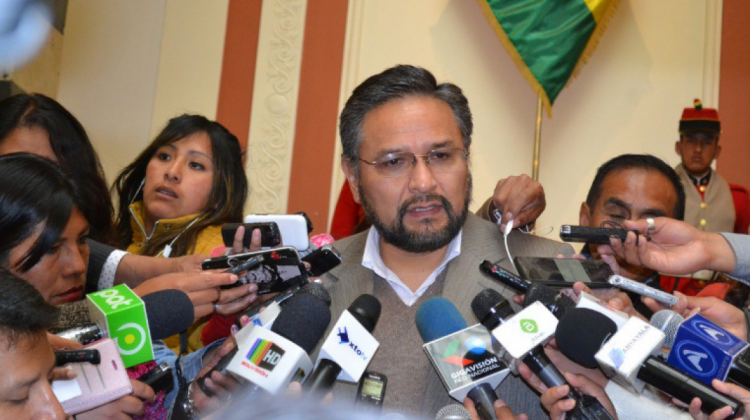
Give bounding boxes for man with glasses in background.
[320,65,571,418]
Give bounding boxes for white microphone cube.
[423,324,510,402]
[595,317,665,393]
[315,310,380,383]
[492,302,558,372]
[227,326,313,395]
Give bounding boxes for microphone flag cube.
[315,310,380,383]
[423,324,509,402]
[227,325,313,395]
[491,302,558,372]
[86,285,153,368]
[595,317,665,393]
[667,314,749,386]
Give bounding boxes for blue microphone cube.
[667,314,749,386]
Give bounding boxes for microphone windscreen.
[348,294,381,333]
[416,297,468,343]
[299,282,331,307]
[49,300,92,333]
[524,283,564,308]
[555,308,617,368]
[470,288,507,322]
[650,310,684,348]
[271,293,331,354]
[436,403,471,420]
[142,289,194,340]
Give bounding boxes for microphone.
[556,308,744,416]
[664,313,750,389]
[226,293,331,395]
[471,289,614,420]
[480,261,627,328]
[305,294,381,393]
[436,404,471,420]
[49,300,92,333]
[56,288,194,368]
[416,297,510,420]
[236,281,332,331]
[650,310,684,358]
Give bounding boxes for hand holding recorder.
[597,217,738,277]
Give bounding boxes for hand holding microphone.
[535,372,617,420]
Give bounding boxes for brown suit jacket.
[319,213,574,417]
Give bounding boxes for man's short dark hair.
[0,268,59,348]
[585,154,686,221]
[339,65,472,174]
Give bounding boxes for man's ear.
[714,143,722,160]
[579,202,591,226]
[341,160,362,204]
[675,140,682,156]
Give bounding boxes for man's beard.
[358,174,472,253]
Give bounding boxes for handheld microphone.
[480,260,627,328]
[665,313,750,389]
[650,310,684,358]
[471,289,614,420]
[198,285,333,396]
[305,294,381,393]
[556,308,744,416]
[49,300,92,334]
[55,288,194,368]
[416,297,510,420]
[235,281,331,329]
[226,293,331,395]
[436,404,471,420]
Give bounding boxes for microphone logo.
[337,327,368,360]
[245,338,285,372]
[520,319,538,334]
[338,327,349,344]
[695,321,733,345]
[684,350,708,372]
[674,341,717,377]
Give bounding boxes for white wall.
[334,0,720,241]
[150,0,230,137]
[57,0,228,186]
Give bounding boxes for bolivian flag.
[477,0,620,115]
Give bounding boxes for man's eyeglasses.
[357,147,468,178]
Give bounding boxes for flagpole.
[531,96,543,181]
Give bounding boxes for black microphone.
[556,308,744,416]
[479,260,576,319]
[304,294,381,394]
[471,289,614,420]
[235,281,332,329]
[56,289,194,343]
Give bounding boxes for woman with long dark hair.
[113,114,253,351]
[0,93,115,244]
[113,114,247,259]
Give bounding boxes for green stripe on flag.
[478,0,619,114]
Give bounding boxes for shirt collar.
[361,227,462,304]
[688,169,712,186]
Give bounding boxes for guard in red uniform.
[672,99,750,294]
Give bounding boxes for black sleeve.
[86,239,117,293]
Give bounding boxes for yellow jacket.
[126,201,223,257]
[126,201,224,353]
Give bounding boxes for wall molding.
[327,0,365,226]
[702,0,722,107]
[245,0,308,214]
